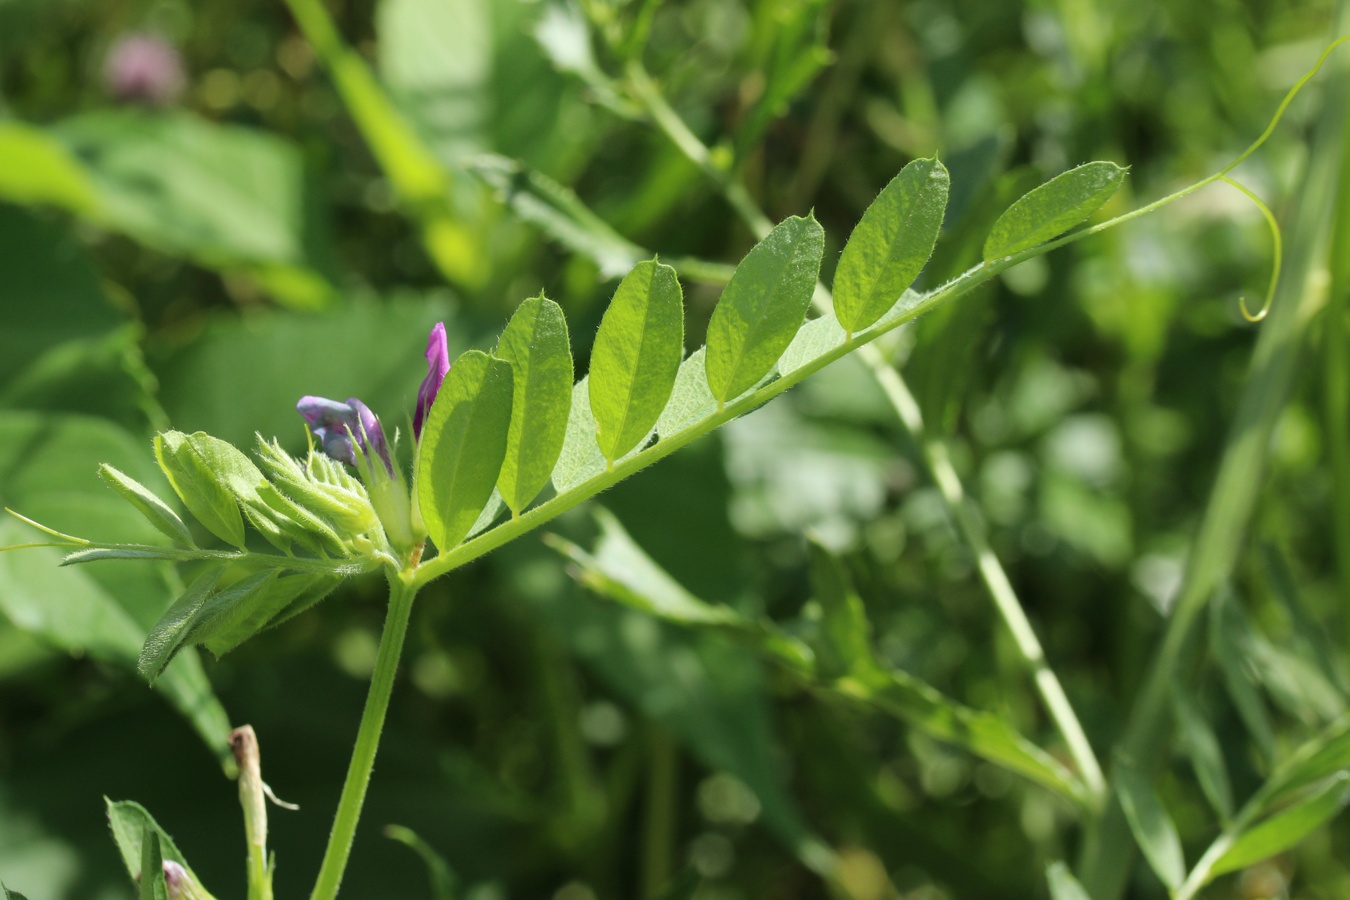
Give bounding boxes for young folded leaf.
[200,571,342,657]
[496,294,574,514]
[179,432,341,556]
[140,827,167,900]
[983,161,1127,261]
[706,214,824,404]
[589,259,684,462]
[417,350,515,550]
[98,464,196,548]
[154,432,246,548]
[137,567,246,681]
[1210,774,1350,878]
[106,799,197,884]
[834,157,949,334]
[1114,756,1186,890]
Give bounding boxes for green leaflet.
[833,157,949,334]
[0,121,100,215]
[1,885,31,900]
[417,350,515,550]
[1045,862,1091,900]
[384,825,457,900]
[136,567,240,680]
[496,295,574,514]
[654,348,717,439]
[1211,775,1350,878]
[983,161,1127,260]
[106,799,197,884]
[1114,757,1185,889]
[97,464,196,548]
[140,827,167,900]
[807,538,874,681]
[1259,714,1350,810]
[589,259,684,462]
[550,376,606,494]
[1172,688,1234,821]
[154,432,246,548]
[705,214,824,404]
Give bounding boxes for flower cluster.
[294,323,449,558]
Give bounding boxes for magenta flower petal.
[347,397,393,475]
[414,322,450,439]
[103,33,185,105]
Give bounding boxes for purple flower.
[103,33,185,105]
[297,396,392,474]
[414,323,450,439]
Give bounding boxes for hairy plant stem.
[622,60,1107,804]
[309,572,418,900]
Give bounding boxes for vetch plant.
[3,23,1350,900]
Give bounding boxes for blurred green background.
[0,0,1346,897]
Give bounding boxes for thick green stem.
[309,573,419,900]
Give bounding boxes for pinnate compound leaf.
[106,799,195,883]
[983,161,1127,261]
[496,295,574,514]
[706,215,824,404]
[155,432,246,548]
[418,350,515,549]
[589,259,684,462]
[834,157,949,333]
[97,465,196,548]
[1211,775,1350,878]
[140,827,167,900]
[1045,862,1091,900]
[1114,757,1185,889]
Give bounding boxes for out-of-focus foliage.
[1,0,1349,898]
